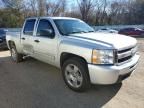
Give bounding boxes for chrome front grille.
[116,46,137,65]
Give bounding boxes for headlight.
[92,49,115,64]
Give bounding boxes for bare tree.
[46,0,66,16]
[100,0,108,24]
[94,0,108,25]
[2,0,24,10]
[94,0,104,25]
[108,0,137,25]
[77,0,95,22]
[38,0,46,16]
[28,0,38,16]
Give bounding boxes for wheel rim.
[11,48,17,61]
[65,64,83,88]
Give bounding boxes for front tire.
[10,44,23,63]
[62,57,90,92]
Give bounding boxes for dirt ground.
[0,38,144,108]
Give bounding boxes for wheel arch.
[60,52,91,92]
[60,52,88,68]
[8,40,15,49]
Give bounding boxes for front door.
[33,19,57,65]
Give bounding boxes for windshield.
[54,19,94,35]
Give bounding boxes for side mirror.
[39,29,54,38]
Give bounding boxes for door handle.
[21,37,25,40]
[34,40,40,43]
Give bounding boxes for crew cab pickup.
[6,17,140,92]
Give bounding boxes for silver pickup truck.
[6,17,140,92]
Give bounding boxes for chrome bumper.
[88,54,140,84]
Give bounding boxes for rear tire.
[62,57,90,92]
[10,44,23,63]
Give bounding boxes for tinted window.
[101,29,107,30]
[128,28,132,31]
[126,28,134,31]
[23,19,36,35]
[121,29,128,32]
[120,28,133,32]
[36,19,55,38]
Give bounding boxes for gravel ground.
[0,38,144,108]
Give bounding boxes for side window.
[23,19,36,35]
[36,19,55,38]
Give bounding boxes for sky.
[0,0,73,8]
[0,0,4,8]
[0,0,118,9]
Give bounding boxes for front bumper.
[88,54,140,84]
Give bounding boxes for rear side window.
[23,19,36,35]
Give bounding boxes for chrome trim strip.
[118,50,132,59]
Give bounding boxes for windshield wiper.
[68,31,87,35]
[64,31,94,36]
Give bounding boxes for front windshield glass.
[54,19,94,35]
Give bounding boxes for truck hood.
[68,32,137,50]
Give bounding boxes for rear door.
[21,19,37,55]
[33,19,58,64]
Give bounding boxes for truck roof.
[26,17,78,20]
